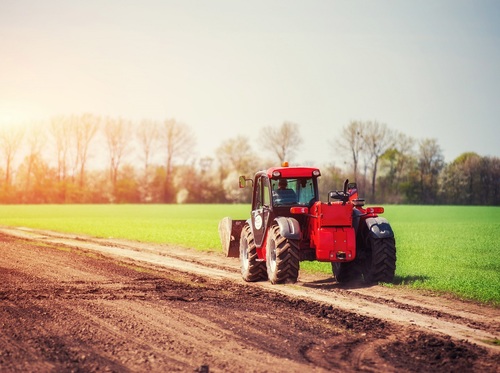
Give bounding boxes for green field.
[0,204,498,306]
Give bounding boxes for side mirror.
[328,190,349,205]
[347,182,357,190]
[239,176,247,188]
[329,191,343,200]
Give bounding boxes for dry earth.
[0,227,498,372]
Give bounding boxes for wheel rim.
[269,240,277,273]
[241,238,249,272]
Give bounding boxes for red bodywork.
[266,166,321,179]
[308,202,356,261]
[246,165,385,264]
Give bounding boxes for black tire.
[266,224,300,284]
[332,261,362,284]
[361,236,396,283]
[240,224,267,282]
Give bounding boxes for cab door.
[251,175,271,248]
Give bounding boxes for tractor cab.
[245,166,321,248]
[248,166,321,211]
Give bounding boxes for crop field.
[0,204,498,306]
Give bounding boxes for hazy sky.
[1,0,499,166]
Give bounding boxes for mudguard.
[274,216,301,240]
[364,217,394,239]
[352,209,362,232]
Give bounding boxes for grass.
[383,205,500,306]
[0,204,224,251]
[0,204,498,306]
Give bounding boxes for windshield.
[271,178,316,206]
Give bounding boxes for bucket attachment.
[218,217,244,257]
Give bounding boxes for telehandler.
[219,164,396,284]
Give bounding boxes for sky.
[1,0,499,167]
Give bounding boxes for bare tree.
[24,122,46,192]
[361,121,394,201]
[137,119,160,173]
[260,121,303,163]
[334,120,364,181]
[72,113,99,187]
[162,118,195,202]
[0,124,25,188]
[104,117,132,192]
[137,119,160,202]
[50,116,72,182]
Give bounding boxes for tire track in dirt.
[1,227,498,353]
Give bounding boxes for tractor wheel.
[361,236,396,284]
[331,261,361,284]
[240,224,267,282]
[266,224,300,284]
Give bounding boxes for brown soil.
[0,227,498,372]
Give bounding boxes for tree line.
[0,115,498,205]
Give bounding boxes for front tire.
[240,224,267,282]
[266,224,300,284]
[332,261,361,283]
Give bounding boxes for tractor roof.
[266,166,321,179]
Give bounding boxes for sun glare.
[0,108,41,128]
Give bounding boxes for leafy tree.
[416,138,445,204]
[479,156,500,205]
[173,163,224,203]
[317,164,345,199]
[216,136,260,203]
[1,112,499,205]
[216,136,259,176]
[441,153,500,205]
[17,153,57,203]
[378,132,416,203]
[440,152,479,204]
[115,164,140,203]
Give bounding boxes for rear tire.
[361,236,396,283]
[266,224,300,284]
[240,224,267,282]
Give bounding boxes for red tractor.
[219,164,396,284]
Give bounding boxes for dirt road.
[0,227,498,372]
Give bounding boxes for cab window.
[271,178,316,206]
[254,176,270,209]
